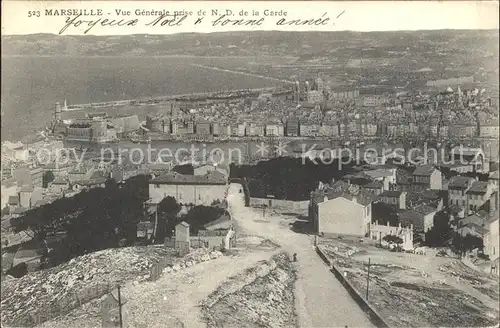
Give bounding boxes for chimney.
[352,196,357,204]
[387,221,390,227]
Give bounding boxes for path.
[227,183,375,328]
[121,248,277,328]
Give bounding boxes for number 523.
[28,10,41,17]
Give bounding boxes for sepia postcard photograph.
[1,1,499,327]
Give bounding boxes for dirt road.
[227,183,375,328]
[122,249,277,328]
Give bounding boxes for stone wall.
[249,197,309,211]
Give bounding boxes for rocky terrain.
[319,237,500,328]
[1,245,221,327]
[202,252,298,328]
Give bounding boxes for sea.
[2,56,498,162]
[1,56,285,141]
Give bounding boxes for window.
[462,200,466,206]
[155,184,160,188]
[179,193,182,200]
[198,194,201,200]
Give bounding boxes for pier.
[62,87,287,112]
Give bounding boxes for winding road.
[227,183,375,328]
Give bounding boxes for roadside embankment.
[318,237,499,327]
[202,252,298,328]
[316,245,390,328]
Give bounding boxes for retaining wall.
[315,246,390,328]
[249,198,309,211]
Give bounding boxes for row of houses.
[308,161,499,258]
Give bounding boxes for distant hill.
[2,30,498,58]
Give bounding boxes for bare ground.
[34,235,279,328]
[202,252,298,328]
[319,237,500,327]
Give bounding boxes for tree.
[424,209,452,246]
[42,170,55,188]
[452,232,484,258]
[10,174,151,267]
[382,235,403,244]
[158,196,180,217]
[372,202,399,226]
[156,196,181,241]
[463,234,484,252]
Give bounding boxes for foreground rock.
[202,252,298,328]
[0,246,217,327]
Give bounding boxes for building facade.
[149,171,227,205]
[412,165,442,190]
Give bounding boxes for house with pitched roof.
[49,178,70,193]
[406,189,444,212]
[399,204,436,236]
[484,210,499,261]
[466,180,495,214]
[378,190,407,210]
[309,181,374,237]
[457,210,499,260]
[193,163,229,180]
[449,147,488,173]
[149,171,227,205]
[448,176,476,208]
[363,181,384,195]
[7,195,19,213]
[1,178,18,209]
[412,165,442,190]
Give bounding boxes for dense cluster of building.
[307,157,499,262]
[138,78,499,142]
[51,102,140,143]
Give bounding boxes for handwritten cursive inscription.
[145,13,188,27]
[211,14,264,27]
[57,10,346,35]
[276,11,344,26]
[59,14,138,34]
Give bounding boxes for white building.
[450,146,489,173]
[2,141,29,162]
[370,221,414,250]
[149,171,227,205]
[310,181,374,237]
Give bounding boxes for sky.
[1,1,499,36]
